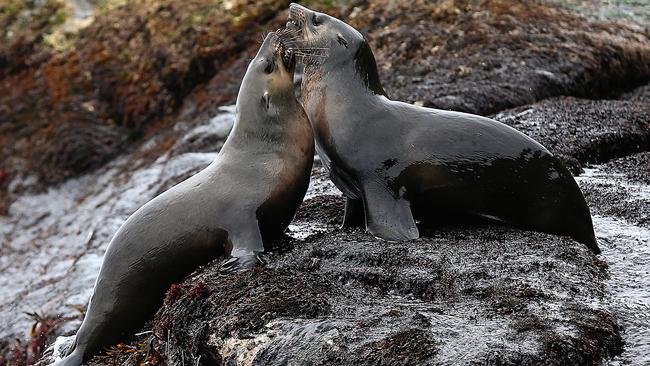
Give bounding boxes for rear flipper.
[362,180,419,241]
[506,208,600,254]
[508,188,600,254]
[578,232,600,254]
[51,290,135,366]
[547,191,599,254]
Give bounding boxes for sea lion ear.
[262,92,270,110]
[337,34,349,48]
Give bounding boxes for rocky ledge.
[152,168,620,366]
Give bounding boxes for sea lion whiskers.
[278,39,328,53]
[275,28,302,46]
[258,31,269,44]
[293,51,327,58]
[294,47,329,51]
[300,33,329,66]
[293,51,327,66]
[276,28,329,66]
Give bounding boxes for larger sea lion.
[281,4,599,253]
[54,32,313,366]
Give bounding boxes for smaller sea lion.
[281,3,599,253]
[54,32,313,366]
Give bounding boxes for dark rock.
[601,152,650,185]
[579,152,650,226]
[32,121,127,185]
[350,1,650,116]
[494,97,650,174]
[151,169,622,366]
[621,82,650,102]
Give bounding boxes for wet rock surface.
[575,154,650,364]
[152,170,621,365]
[579,153,650,226]
[494,97,650,174]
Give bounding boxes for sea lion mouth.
[286,19,301,31]
[280,43,295,70]
[275,30,296,71]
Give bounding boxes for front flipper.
[220,253,266,273]
[52,349,83,366]
[362,180,419,241]
[225,219,266,272]
[342,198,364,228]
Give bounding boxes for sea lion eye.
[337,34,349,48]
[312,13,322,26]
[264,59,274,74]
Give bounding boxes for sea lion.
[281,4,599,253]
[54,32,313,366]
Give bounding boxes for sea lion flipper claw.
[220,254,266,273]
[238,253,266,269]
[362,182,419,242]
[220,257,240,273]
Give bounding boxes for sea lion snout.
[257,33,279,71]
[283,4,363,69]
[257,32,295,76]
[287,3,308,29]
[245,32,295,103]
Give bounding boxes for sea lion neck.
[223,95,304,153]
[301,63,387,142]
[302,40,387,99]
[303,44,388,116]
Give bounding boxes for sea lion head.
[283,3,385,95]
[238,31,297,116]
